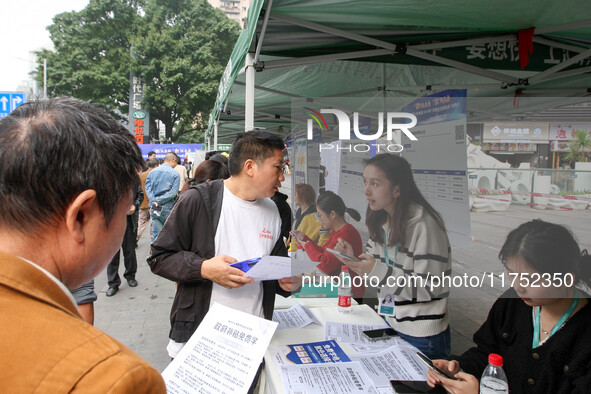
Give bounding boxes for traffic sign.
[0,92,27,119]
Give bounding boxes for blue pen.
[230,257,261,273]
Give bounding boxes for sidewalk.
[94,177,591,371]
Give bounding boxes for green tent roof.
[207,0,591,143]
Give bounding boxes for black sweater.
[457,288,591,394]
[148,180,290,342]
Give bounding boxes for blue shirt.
[145,163,180,207]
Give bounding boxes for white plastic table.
[262,299,387,393]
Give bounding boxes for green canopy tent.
[206,0,591,146]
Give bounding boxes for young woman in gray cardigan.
[334,153,451,358]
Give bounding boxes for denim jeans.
[150,204,172,241]
[397,326,451,359]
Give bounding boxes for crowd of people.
[1,97,590,393]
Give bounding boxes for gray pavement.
[94,174,591,372]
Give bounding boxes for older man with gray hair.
[0,97,165,392]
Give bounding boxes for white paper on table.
[245,256,318,281]
[374,386,396,394]
[349,346,430,386]
[279,362,376,394]
[161,302,277,394]
[324,322,390,344]
[272,304,321,330]
[348,336,408,354]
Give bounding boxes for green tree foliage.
[563,130,591,164]
[133,0,240,142]
[36,0,141,116]
[36,0,240,143]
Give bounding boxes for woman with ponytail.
[428,219,591,394]
[293,191,365,300]
[334,153,451,358]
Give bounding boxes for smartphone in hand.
[289,231,304,243]
[416,352,459,380]
[326,248,361,262]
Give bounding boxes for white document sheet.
[324,322,390,344]
[348,337,408,354]
[280,362,376,394]
[245,256,318,281]
[349,347,430,386]
[161,302,277,394]
[272,304,321,330]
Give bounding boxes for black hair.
[228,131,284,176]
[193,160,230,184]
[148,151,156,157]
[0,97,144,233]
[205,150,219,160]
[209,153,228,167]
[499,219,591,290]
[316,191,360,222]
[365,153,444,247]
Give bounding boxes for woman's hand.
[426,360,478,394]
[334,238,376,276]
[292,230,311,244]
[426,360,460,387]
[278,275,302,292]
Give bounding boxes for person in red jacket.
[293,191,365,300]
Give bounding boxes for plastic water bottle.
[338,266,352,313]
[480,354,509,394]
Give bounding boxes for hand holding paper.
[202,254,254,289]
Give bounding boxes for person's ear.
[64,190,99,243]
[393,185,401,198]
[243,158,256,176]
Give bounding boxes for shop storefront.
[482,123,550,167]
[549,124,591,168]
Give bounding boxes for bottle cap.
[488,353,503,367]
[341,266,349,271]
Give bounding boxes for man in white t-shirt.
[148,131,300,367]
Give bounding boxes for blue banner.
[139,144,203,160]
[404,89,467,125]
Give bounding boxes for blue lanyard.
[532,291,579,348]
[383,229,399,268]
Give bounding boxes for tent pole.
[270,13,519,85]
[214,122,219,151]
[528,48,591,84]
[254,0,274,63]
[263,49,393,69]
[536,19,591,34]
[245,53,255,132]
[532,37,590,54]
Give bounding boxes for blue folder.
[230,257,261,273]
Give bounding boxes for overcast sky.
[0,0,89,93]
